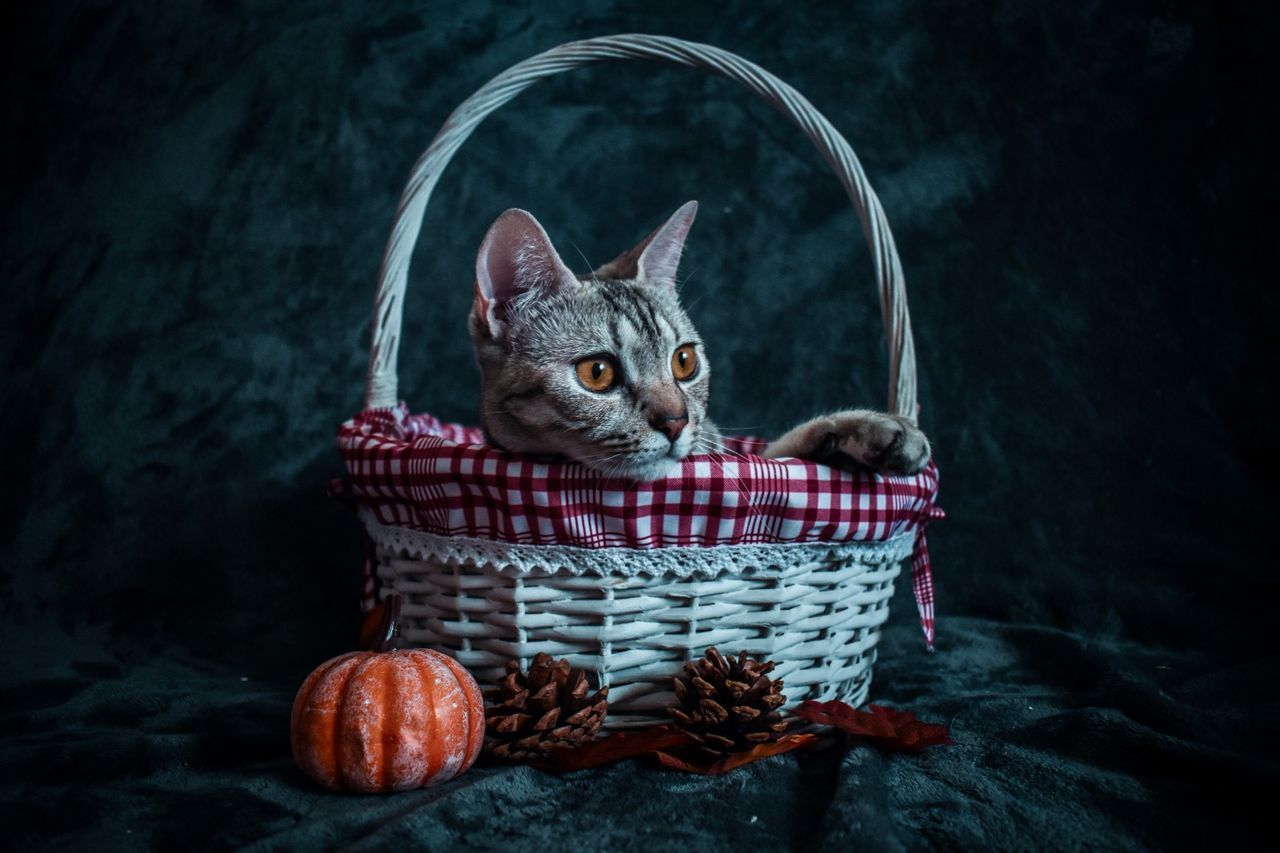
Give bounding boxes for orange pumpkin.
[291,594,484,793]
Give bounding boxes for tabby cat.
[469,202,930,481]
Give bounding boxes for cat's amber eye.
[575,357,618,392]
[671,345,699,381]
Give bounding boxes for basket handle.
[365,34,918,420]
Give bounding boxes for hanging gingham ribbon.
[910,506,947,651]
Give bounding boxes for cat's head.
[468,201,711,480]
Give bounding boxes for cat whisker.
[706,445,753,504]
[679,291,708,313]
[598,456,637,484]
[567,240,599,283]
[676,263,703,293]
[576,450,631,465]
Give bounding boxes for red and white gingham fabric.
[336,404,944,647]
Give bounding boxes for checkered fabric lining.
[336,404,944,647]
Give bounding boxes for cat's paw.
[823,411,931,475]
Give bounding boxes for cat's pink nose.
[653,415,688,442]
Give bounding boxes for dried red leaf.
[536,725,695,771]
[533,726,818,775]
[796,700,953,753]
[653,733,818,776]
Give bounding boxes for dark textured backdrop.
[3,2,1277,850]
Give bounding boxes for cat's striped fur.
[469,202,929,481]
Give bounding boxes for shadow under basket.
[340,34,944,728]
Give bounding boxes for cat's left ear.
[474,208,577,338]
[593,201,697,287]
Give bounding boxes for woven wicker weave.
[352,34,931,728]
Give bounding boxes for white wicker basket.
[352,34,934,728]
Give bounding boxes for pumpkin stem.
[377,592,403,652]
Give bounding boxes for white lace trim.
[360,510,917,578]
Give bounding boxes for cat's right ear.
[592,200,698,287]
[474,209,576,338]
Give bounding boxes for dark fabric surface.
[2,1,1276,850]
[4,617,1276,851]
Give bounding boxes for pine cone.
[483,652,609,762]
[668,647,788,757]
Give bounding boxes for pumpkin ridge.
[438,653,483,768]
[431,650,471,784]
[340,653,383,791]
[429,653,468,784]
[291,652,359,771]
[329,655,360,790]
[416,652,441,785]
[307,653,367,790]
[454,662,474,772]
[379,654,397,792]
[401,652,428,788]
